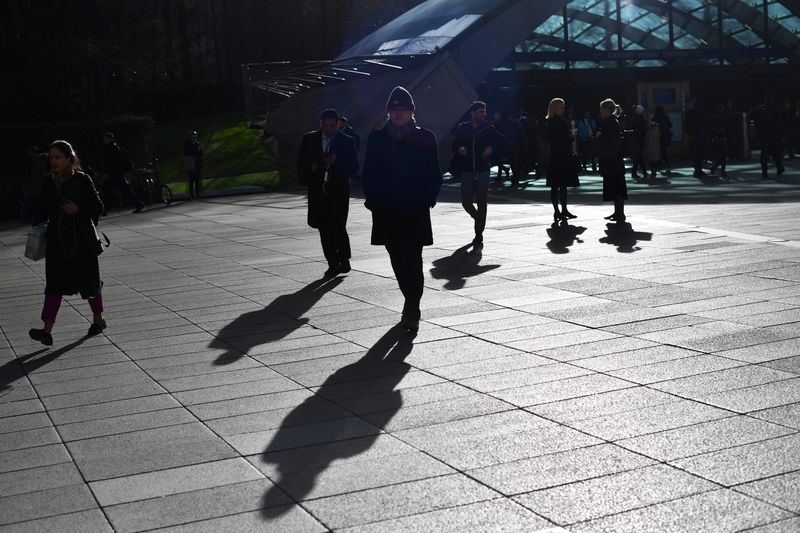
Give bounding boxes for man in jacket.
[297,109,359,277]
[101,132,144,213]
[450,101,506,246]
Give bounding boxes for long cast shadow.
[600,222,653,253]
[546,221,587,254]
[0,338,87,398]
[260,325,415,517]
[429,244,500,290]
[210,277,343,365]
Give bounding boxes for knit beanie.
[386,86,415,111]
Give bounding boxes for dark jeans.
[386,242,423,319]
[690,137,708,174]
[188,170,201,197]
[760,142,784,176]
[319,223,351,267]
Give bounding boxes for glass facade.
[499,0,800,70]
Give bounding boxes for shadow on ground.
[0,338,87,398]
[210,277,343,365]
[546,221,587,254]
[429,243,501,290]
[260,325,416,517]
[599,222,653,253]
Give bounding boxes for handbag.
[24,223,47,261]
[86,219,110,256]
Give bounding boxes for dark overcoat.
[35,171,105,298]
[596,116,627,201]
[546,116,579,188]
[297,130,359,229]
[362,124,442,246]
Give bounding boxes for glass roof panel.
[721,16,765,47]
[539,14,565,36]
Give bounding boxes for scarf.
[387,119,417,144]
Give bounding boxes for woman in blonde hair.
[595,98,627,221]
[29,140,106,345]
[545,97,579,221]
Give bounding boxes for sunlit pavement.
[1,156,799,532]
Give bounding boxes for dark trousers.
[578,139,595,171]
[386,242,423,319]
[188,170,201,197]
[690,136,707,174]
[760,142,784,176]
[113,175,143,208]
[319,223,351,267]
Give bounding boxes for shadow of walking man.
[1,338,86,399]
[546,220,587,254]
[429,244,500,290]
[210,277,343,365]
[260,325,416,518]
[600,222,653,253]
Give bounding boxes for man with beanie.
[361,86,442,332]
[449,101,506,246]
[297,108,360,277]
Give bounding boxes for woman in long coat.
[29,140,106,345]
[361,86,442,332]
[545,97,579,221]
[595,98,628,222]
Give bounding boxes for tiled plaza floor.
[1,158,799,532]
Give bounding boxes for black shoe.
[323,265,339,278]
[133,205,144,213]
[777,166,785,177]
[562,211,577,219]
[615,214,627,222]
[29,328,53,346]
[339,260,351,273]
[87,320,107,337]
[604,213,617,220]
[554,212,563,222]
[400,316,419,332]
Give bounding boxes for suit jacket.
[297,130,359,228]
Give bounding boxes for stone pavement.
[1,158,799,532]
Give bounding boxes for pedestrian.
[751,93,786,178]
[652,106,672,171]
[709,128,728,178]
[577,111,597,172]
[629,104,648,180]
[450,101,505,245]
[101,132,144,212]
[337,115,361,151]
[545,98,579,221]
[644,121,662,180]
[595,98,627,222]
[297,108,359,277]
[685,100,711,178]
[361,86,442,332]
[183,131,204,198]
[28,140,107,346]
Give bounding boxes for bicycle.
[131,160,173,207]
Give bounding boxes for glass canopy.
[500,0,800,70]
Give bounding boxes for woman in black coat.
[545,97,579,221]
[595,98,627,222]
[361,86,443,332]
[29,140,106,346]
[652,105,672,170]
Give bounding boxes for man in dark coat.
[751,93,786,178]
[297,108,359,277]
[362,86,442,332]
[450,101,506,245]
[101,132,144,213]
[685,101,711,178]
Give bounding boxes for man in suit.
[297,109,359,277]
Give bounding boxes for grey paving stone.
[651,365,797,398]
[474,321,586,344]
[745,517,800,533]
[226,415,381,455]
[0,412,51,434]
[601,314,714,336]
[253,341,364,366]
[28,361,140,384]
[751,403,800,430]
[425,352,552,381]
[508,328,621,353]
[313,370,444,401]
[0,509,112,533]
[145,507,325,533]
[0,400,43,419]
[58,408,197,441]
[187,389,314,421]
[334,381,478,415]
[536,336,661,362]
[516,464,717,526]
[670,433,800,486]
[0,484,97,526]
[0,427,61,452]
[460,363,592,393]
[339,498,553,533]
[528,386,677,424]
[0,462,84,498]
[67,422,236,481]
[363,393,513,432]
[469,443,655,496]
[568,399,732,441]
[48,394,181,425]
[40,381,167,410]
[762,355,800,375]
[104,479,288,533]
[572,344,704,373]
[90,457,264,506]
[736,470,800,513]
[159,366,280,393]
[34,370,153,397]
[492,374,635,408]
[171,376,302,405]
[0,444,71,474]
[571,489,791,533]
[608,354,745,384]
[616,415,795,461]
[696,378,800,413]
[204,398,349,436]
[303,474,499,530]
